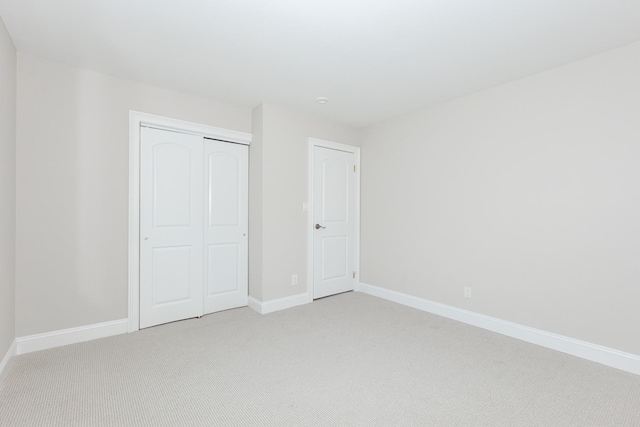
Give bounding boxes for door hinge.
[352,271,356,279]
[353,165,356,172]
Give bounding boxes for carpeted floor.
[1,292,639,426]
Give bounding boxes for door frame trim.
[128,111,251,332]
[307,138,361,303]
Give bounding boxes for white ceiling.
[2,0,640,127]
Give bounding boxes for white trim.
[128,111,252,332]
[132,111,252,145]
[307,138,361,303]
[308,137,357,154]
[247,296,262,314]
[307,140,313,303]
[358,282,640,375]
[248,293,309,315]
[0,340,17,381]
[16,319,128,355]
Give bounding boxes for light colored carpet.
[1,292,639,426]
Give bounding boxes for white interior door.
[203,140,248,314]
[313,146,357,299]
[140,127,204,328]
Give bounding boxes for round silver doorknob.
[315,224,326,229]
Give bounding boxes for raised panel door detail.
[321,236,348,280]
[208,152,239,227]
[207,243,239,295]
[322,159,348,222]
[152,246,192,305]
[153,144,192,228]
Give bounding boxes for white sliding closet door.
[203,140,248,314]
[139,128,248,329]
[140,127,204,328]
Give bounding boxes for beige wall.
[360,42,640,355]
[0,17,16,357]
[249,104,264,300]
[16,53,251,336]
[253,104,360,301]
[16,31,638,359]
[14,53,359,335]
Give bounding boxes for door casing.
[307,138,361,303]
[128,111,251,332]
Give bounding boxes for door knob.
[315,224,326,230]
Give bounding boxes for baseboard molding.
[248,293,309,315]
[247,296,262,314]
[0,339,17,381]
[16,319,129,355]
[358,282,640,375]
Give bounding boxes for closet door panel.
[208,153,240,226]
[203,140,248,314]
[139,127,204,328]
[207,243,239,295]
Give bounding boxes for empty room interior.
[1,1,640,425]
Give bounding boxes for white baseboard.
[358,282,640,375]
[248,293,309,315]
[247,296,262,313]
[16,319,129,355]
[0,339,17,381]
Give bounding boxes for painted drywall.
[253,104,360,301]
[0,17,16,358]
[249,104,264,301]
[360,42,640,355]
[15,53,251,336]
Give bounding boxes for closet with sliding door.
[138,126,248,328]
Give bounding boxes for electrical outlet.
[292,274,298,285]
[464,287,472,298]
